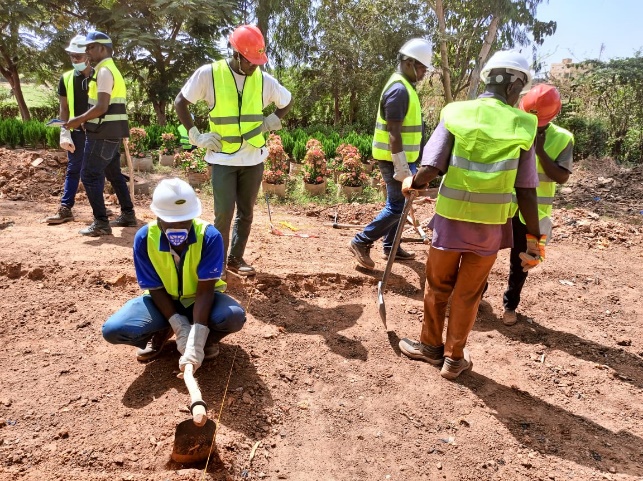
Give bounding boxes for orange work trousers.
[420,246,497,359]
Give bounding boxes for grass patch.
[0,81,53,108]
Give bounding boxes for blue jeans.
[60,130,86,208]
[354,160,418,249]
[80,138,134,222]
[102,293,246,349]
[211,163,264,259]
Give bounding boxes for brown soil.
[1,148,643,481]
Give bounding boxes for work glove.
[188,126,222,152]
[401,175,415,196]
[179,323,210,372]
[261,113,282,133]
[519,234,547,272]
[60,128,75,153]
[392,151,412,181]
[168,313,191,355]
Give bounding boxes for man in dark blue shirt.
[102,178,246,368]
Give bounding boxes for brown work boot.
[46,205,74,225]
[382,246,416,260]
[349,240,375,270]
[136,328,173,362]
[502,309,518,326]
[440,349,473,380]
[227,256,255,276]
[399,338,444,365]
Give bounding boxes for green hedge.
[558,115,609,160]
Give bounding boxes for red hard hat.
[519,84,562,127]
[229,25,268,66]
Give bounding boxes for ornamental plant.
[129,127,148,158]
[174,148,209,173]
[263,133,289,185]
[302,138,328,185]
[336,143,369,187]
[159,132,177,156]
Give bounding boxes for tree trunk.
[434,0,453,104]
[152,99,167,126]
[333,87,341,125]
[0,61,30,121]
[467,15,501,100]
[349,89,358,124]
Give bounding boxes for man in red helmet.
[175,25,293,277]
[501,84,574,326]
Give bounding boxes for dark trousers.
[60,130,86,208]
[503,215,529,311]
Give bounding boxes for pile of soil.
[0,148,70,202]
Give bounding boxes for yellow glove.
[519,234,546,272]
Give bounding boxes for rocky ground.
[1,148,642,481]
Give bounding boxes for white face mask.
[72,61,88,72]
[165,228,189,247]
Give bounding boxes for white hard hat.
[399,38,433,67]
[150,178,202,223]
[480,50,533,93]
[65,35,87,54]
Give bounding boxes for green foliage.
[46,126,60,149]
[22,120,46,148]
[0,118,24,148]
[0,104,20,118]
[557,115,609,160]
[292,141,307,163]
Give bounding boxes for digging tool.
[122,139,135,199]
[378,190,418,329]
[171,364,216,464]
[323,222,367,229]
[265,194,319,238]
[406,211,428,243]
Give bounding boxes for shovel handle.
[183,364,207,427]
[122,139,135,199]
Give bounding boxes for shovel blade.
[377,281,387,328]
[171,418,217,464]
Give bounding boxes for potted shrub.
[302,139,328,196]
[290,140,306,176]
[129,127,153,171]
[175,148,210,187]
[262,133,289,198]
[158,132,177,166]
[336,144,368,200]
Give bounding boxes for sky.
[535,0,642,69]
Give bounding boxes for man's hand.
[63,118,83,131]
[401,175,415,196]
[168,313,191,355]
[188,126,222,152]
[391,152,412,181]
[519,234,547,272]
[261,113,282,133]
[179,324,210,372]
[535,130,547,157]
[60,129,75,153]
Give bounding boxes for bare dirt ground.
[1,148,643,481]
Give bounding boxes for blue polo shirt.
[133,221,224,291]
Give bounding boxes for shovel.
[122,139,135,199]
[377,190,418,329]
[171,364,217,464]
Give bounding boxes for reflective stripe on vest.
[517,123,574,224]
[435,97,537,224]
[86,58,129,139]
[147,219,227,307]
[372,74,423,162]
[209,59,265,154]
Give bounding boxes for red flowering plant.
[174,148,208,173]
[263,134,289,185]
[159,132,177,156]
[129,127,148,158]
[337,143,369,187]
[302,138,328,185]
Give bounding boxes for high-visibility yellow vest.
[435,97,537,224]
[209,59,265,154]
[86,58,129,139]
[516,123,574,224]
[147,219,227,307]
[178,124,191,150]
[62,70,77,120]
[372,73,422,162]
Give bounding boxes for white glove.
[179,323,210,372]
[168,313,191,355]
[188,126,222,152]
[60,128,75,153]
[392,151,412,181]
[261,113,282,133]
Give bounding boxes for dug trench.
[1,149,643,480]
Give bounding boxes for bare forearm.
[149,289,178,321]
[274,99,293,119]
[193,281,215,327]
[515,187,541,237]
[538,153,570,184]
[412,165,440,188]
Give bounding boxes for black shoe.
[46,205,73,225]
[227,256,256,276]
[110,211,137,227]
[382,246,416,260]
[79,220,112,236]
[349,240,375,270]
[136,328,173,362]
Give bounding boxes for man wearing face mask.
[63,31,136,237]
[397,51,545,380]
[349,38,432,269]
[175,24,292,277]
[102,178,246,367]
[45,35,93,225]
